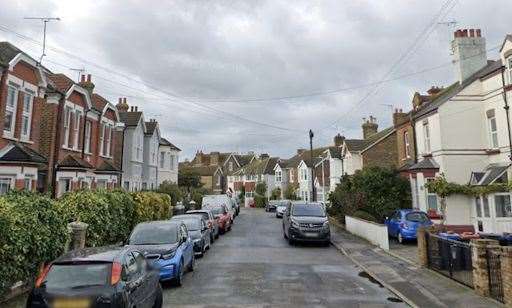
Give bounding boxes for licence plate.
[53,298,90,308]
[304,232,318,238]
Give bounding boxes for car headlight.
[193,238,202,243]
[291,219,300,228]
[161,250,176,260]
[323,221,330,229]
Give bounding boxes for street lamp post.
[309,129,316,202]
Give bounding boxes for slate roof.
[233,156,280,175]
[58,155,94,169]
[282,147,333,169]
[0,41,21,67]
[413,60,503,120]
[343,126,395,154]
[145,121,157,135]
[474,164,510,186]
[119,111,143,127]
[235,154,254,166]
[344,139,366,152]
[181,165,220,176]
[408,157,440,170]
[0,143,47,164]
[159,137,181,151]
[96,160,121,173]
[327,147,342,159]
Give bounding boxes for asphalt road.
[163,208,408,308]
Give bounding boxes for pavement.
[388,238,418,264]
[163,208,408,307]
[329,223,502,308]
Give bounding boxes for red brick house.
[45,73,123,196]
[0,42,49,193]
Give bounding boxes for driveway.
[163,208,407,307]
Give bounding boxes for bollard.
[67,221,88,251]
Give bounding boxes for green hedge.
[0,189,172,297]
[0,191,68,297]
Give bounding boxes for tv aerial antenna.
[23,17,61,64]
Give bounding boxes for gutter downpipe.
[501,67,512,161]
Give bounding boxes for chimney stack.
[116,97,129,112]
[362,116,378,139]
[393,109,408,127]
[452,28,487,83]
[333,133,345,147]
[297,149,306,155]
[79,74,95,95]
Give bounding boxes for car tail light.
[35,263,51,288]
[208,221,212,228]
[111,262,122,285]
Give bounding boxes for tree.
[328,167,411,223]
[270,187,281,200]
[158,181,182,207]
[254,182,267,208]
[284,183,299,200]
[238,186,245,204]
[178,169,202,191]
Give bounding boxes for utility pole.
[23,17,61,64]
[309,129,316,202]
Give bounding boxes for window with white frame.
[4,86,18,135]
[20,92,33,139]
[404,131,411,158]
[106,125,113,156]
[0,177,12,194]
[486,109,499,148]
[99,123,105,155]
[475,195,491,218]
[300,168,308,181]
[24,178,32,190]
[228,161,233,172]
[495,194,512,217]
[63,106,72,147]
[84,121,91,153]
[482,196,490,217]
[423,121,431,153]
[290,169,294,182]
[475,197,482,217]
[58,178,71,196]
[72,111,81,149]
[170,154,175,170]
[97,179,107,189]
[160,152,165,168]
[135,133,143,161]
[508,57,512,84]
[426,178,438,211]
[276,170,282,182]
[245,191,254,198]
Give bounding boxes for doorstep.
[329,222,502,308]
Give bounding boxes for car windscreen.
[292,205,325,217]
[188,212,209,220]
[205,206,224,215]
[44,263,110,289]
[129,224,178,245]
[178,218,201,231]
[405,212,429,223]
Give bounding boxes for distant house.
[158,137,181,185]
[117,101,145,191]
[224,152,256,194]
[143,119,160,190]
[229,154,279,206]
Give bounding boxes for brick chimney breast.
[393,109,409,127]
[452,28,487,83]
[79,74,95,95]
[362,116,378,139]
[333,133,345,147]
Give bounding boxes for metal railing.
[426,233,474,288]
[486,248,504,303]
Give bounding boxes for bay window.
[426,178,438,212]
[4,86,17,136]
[73,111,81,149]
[423,121,431,154]
[486,109,498,148]
[0,177,12,194]
[84,121,91,153]
[276,170,282,182]
[63,106,72,148]
[99,123,105,155]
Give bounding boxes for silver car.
[275,200,291,218]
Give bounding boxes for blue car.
[128,220,194,286]
[385,209,433,244]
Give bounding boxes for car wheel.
[210,232,215,244]
[188,254,195,272]
[175,259,184,287]
[398,232,404,244]
[288,237,294,245]
[215,230,220,239]
[152,283,163,308]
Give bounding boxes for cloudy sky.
[1,0,510,159]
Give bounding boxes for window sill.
[62,146,81,153]
[485,148,500,154]
[100,155,113,159]
[2,134,17,141]
[19,138,34,144]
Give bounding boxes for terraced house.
[0,41,180,196]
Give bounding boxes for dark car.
[27,246,162,308]
[385,209,433,244]
[172,214,211,257]
[265,200,279,212]
[203,204,232,234]
[128,220,195,285]
[186,209,220,242]
[282,202,330,245]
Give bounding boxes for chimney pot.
[123,97,127,104]
[130,106,134,112]
[81,74,86,83]
[462,29,468,37]
[87,74,91,82]
[469,29,475,37]
[118,98,122,104]
[476,29,481,37]
[135,106,138,111]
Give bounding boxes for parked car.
[186,209,220,242]
[27,246,162,308]
[282,202,330,245]
[204,204,232,234]
[385,209,433,244]
[266,200,278,212]
[128,220,194,285]
[232,196,241,216]
[272,200,291,217]
[202,194,236,220]
[172,214,211,257]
